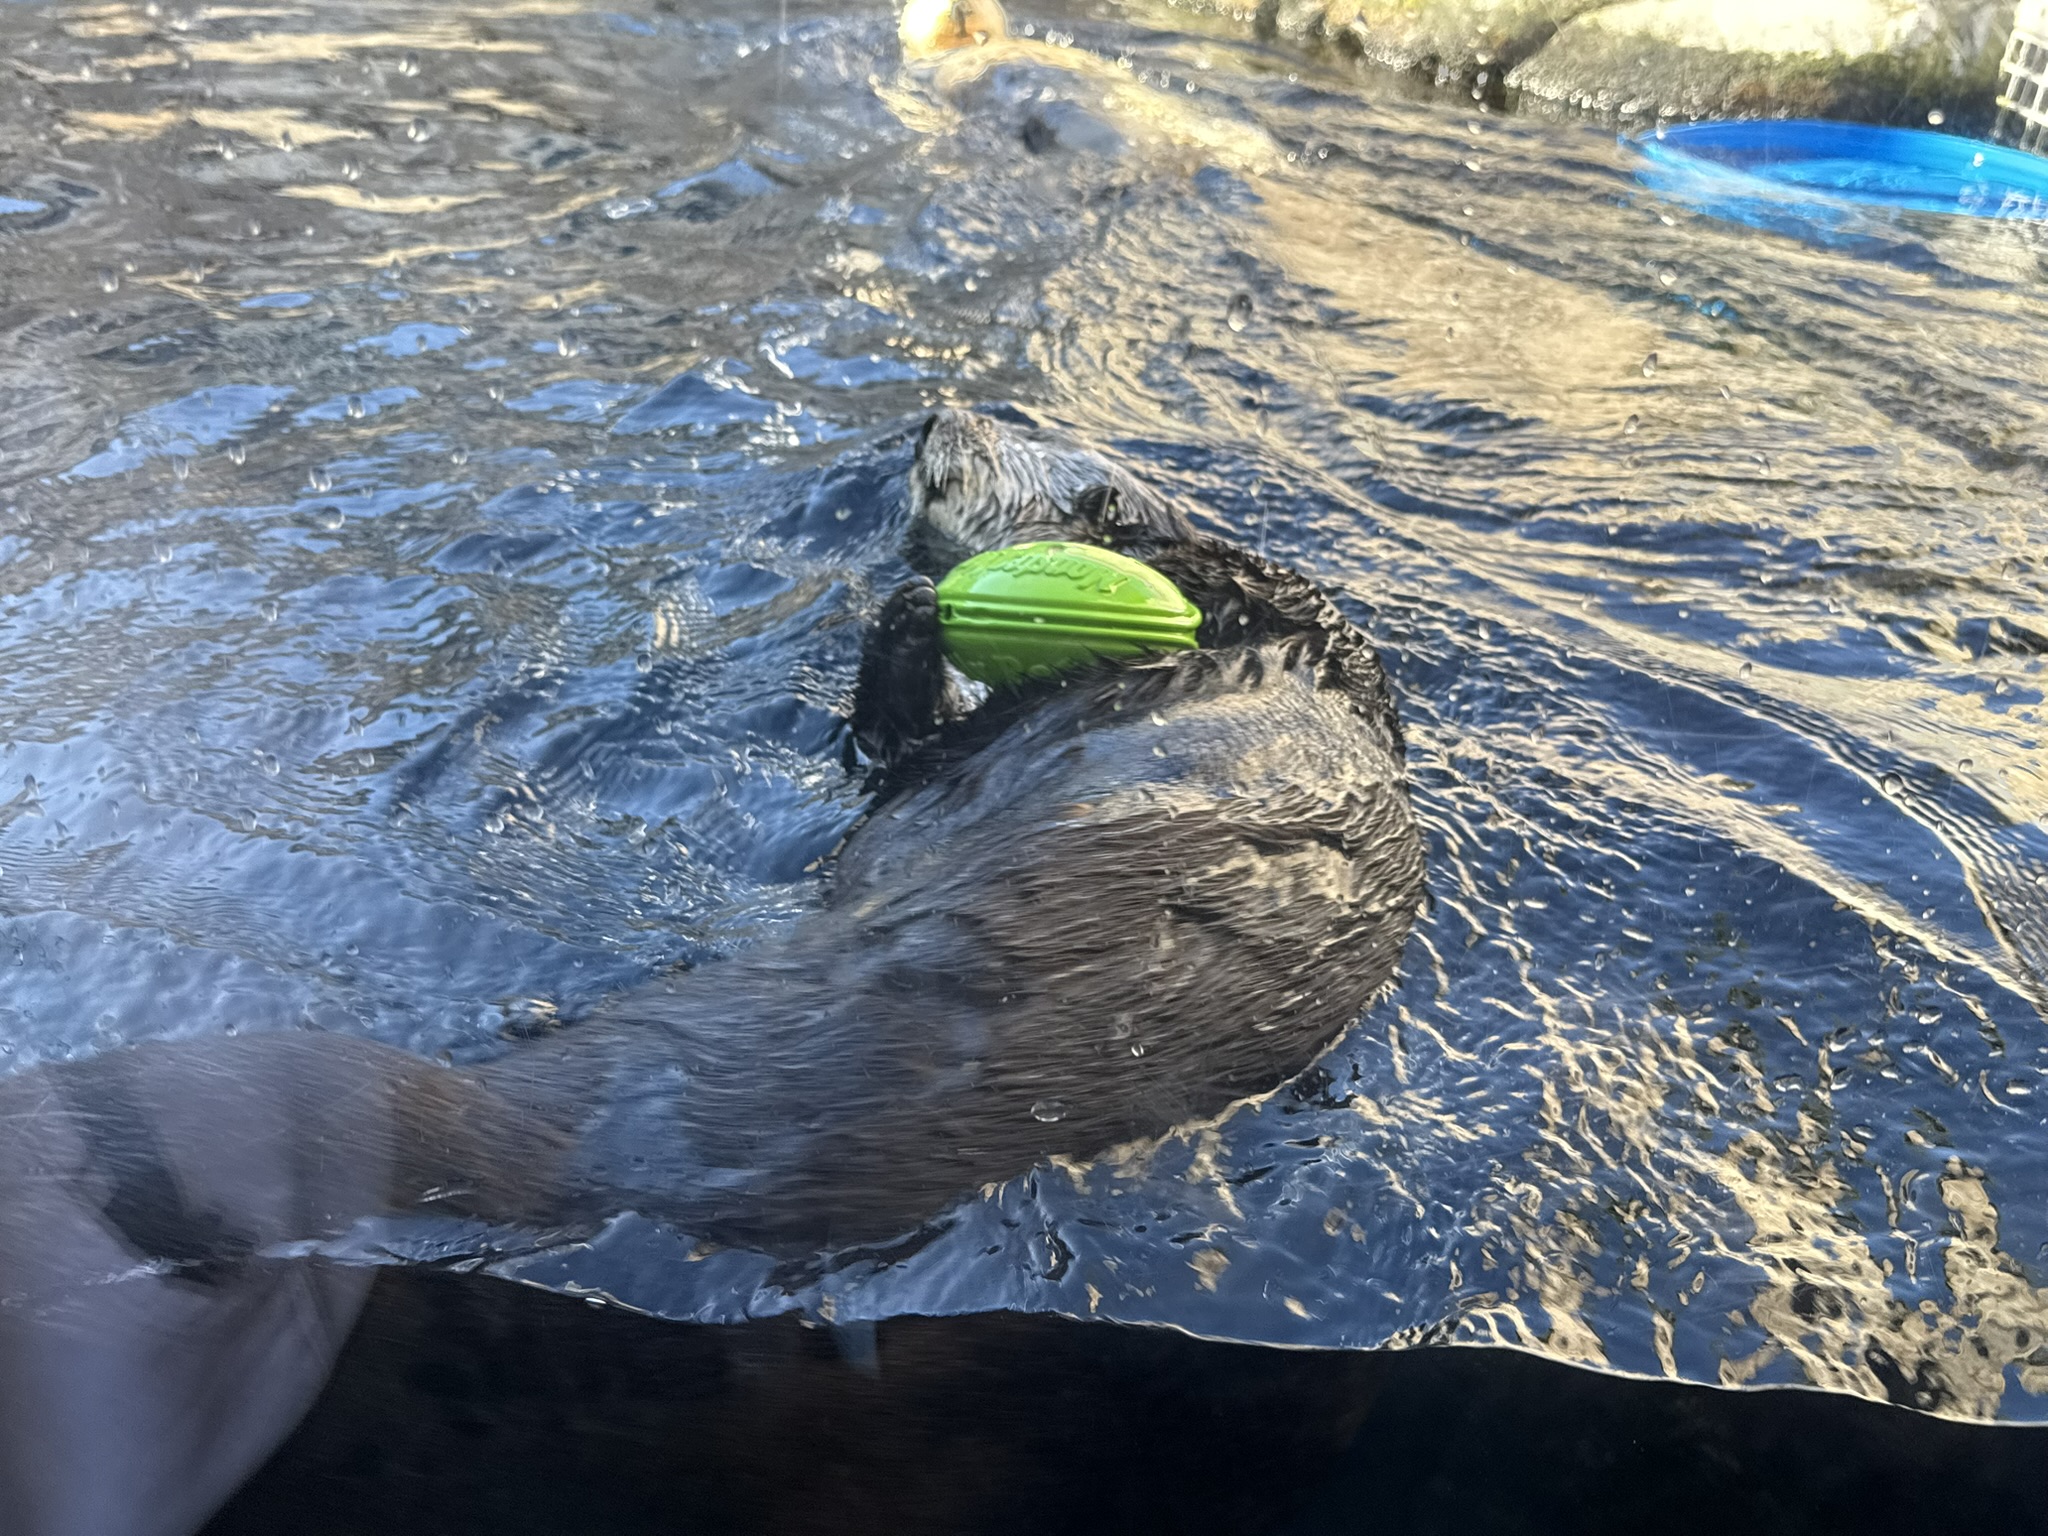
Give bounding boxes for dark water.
[201,1267,2048,1536]
[5,0,2048,1425]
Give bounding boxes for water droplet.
[341,157,363,182]
[258,752,281,775]
[1225,293,1252,332]
[406,117,430,142]
[1656,266,1676,288]
[1881,772,1904,795]
[98,267,120,294]
[1030,1099,1069,1123]
[345,394,366,420]
[227,442,247,466]
[634,651,653,673]
[318,507,345,531]
[1640,352,1658,378]
[484,813,506,834]
[1958,757,1973,772]
[399,50,420,76]
[258,598,280,622]
[1622,414,1639,435]
[1927,108,1945,126]
[450,446,469,466]
[170,455,191,483]
[556,334,577,357]
[1993,678,2011,696]
[358,750,375,769]
[308,467,332,493]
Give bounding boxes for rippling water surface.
[6,0,2048,1424]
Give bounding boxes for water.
[3,0,2048,1425]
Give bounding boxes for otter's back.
[553,646,1422,1250]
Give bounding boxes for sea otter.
[5,408,1422,1257]
[0,410,1421,1535]
[465,409,1422,1250]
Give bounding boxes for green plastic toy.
[935,540,1203,687]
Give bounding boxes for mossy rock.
[1267,0,1611,74]
[1217,0,2015,125]
[1506,0,2012,124]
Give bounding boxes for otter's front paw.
[848,577,946,769]
[1073,480,1196,551]
[874,574,941,650]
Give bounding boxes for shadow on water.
[5,0,2048,1515]
[202,1265,2045,1536]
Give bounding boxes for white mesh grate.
[1996,0,2048,151]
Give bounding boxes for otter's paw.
[874,575,941,649]
[848,577,946,768]
[1073,483,1154,548]
[1073,480,1195,550]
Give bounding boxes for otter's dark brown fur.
[478,409,1423,1250]
[0,408,1423,1534]
[900,408,1194,577]
[4,410,1422,1259]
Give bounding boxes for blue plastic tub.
[1635,119,2048,220]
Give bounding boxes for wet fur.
[902,408,1194,576]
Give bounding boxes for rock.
[1266,0,1610,76]
[1506,0,2014,122]
[1234,0,2015,125]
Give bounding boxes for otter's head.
[898,0,1008,57]
[905,408,1193,577]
